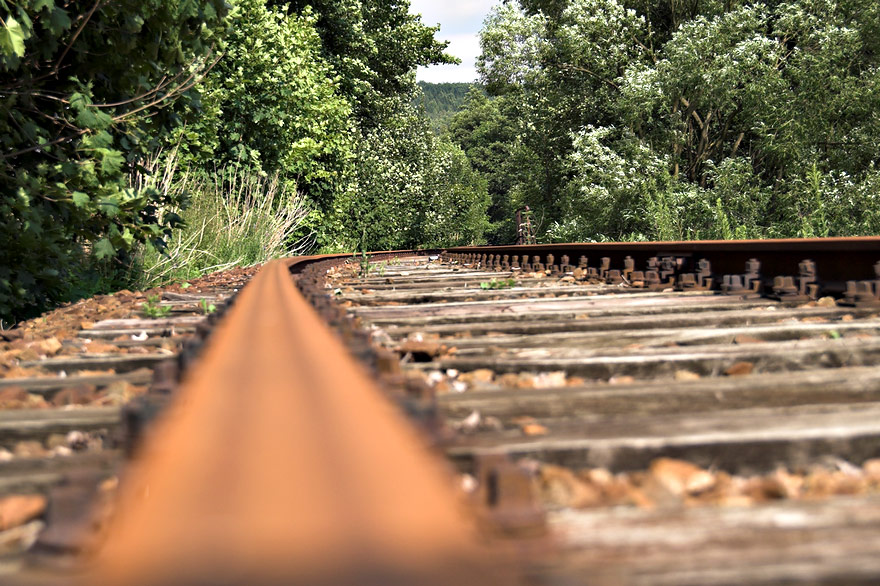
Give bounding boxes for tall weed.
[133,159,312,288]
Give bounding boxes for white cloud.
[443,33,482,63]
[409,0,500,83]
[410,0,498,33]
[418,64,478,84]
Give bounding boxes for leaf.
[97,195,119,217]
[23,219,41,236]
[93,238,115,260]
[82,130,113,149]
[98,149,124,175]
[76,107,112,130]
[33,0,55,12]
[15,8,32,34]
[71,191,89,208]
[69,92,88,112]
[0,16,26,57]
[47,7,71,35]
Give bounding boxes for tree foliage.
[269,0,455,122]
[187,0,477,252]
[0,0,227,322]
[173,0,352,213]
[463,0,880,243]
[266,0,486,251]
[337,97,489,251]
[0,0,493,323]
[447,89,519,243]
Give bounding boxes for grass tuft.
[133,158,312,289]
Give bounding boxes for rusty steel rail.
[85,254,515,586]
[448,236,880,291]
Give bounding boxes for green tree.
[478,0,650,224]
[0,0,227,323]
[255,0,463,250]
[336,98,489,251]
[470,0,880,242]
[421,138,491,247]
[270,0,455,122]
[448,89,520,243]
[618,0,880,236]
[173,0,353,215]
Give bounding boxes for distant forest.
[416,82,479,129]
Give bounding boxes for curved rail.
[87,255,513,586]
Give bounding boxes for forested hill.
[416,82,478,129]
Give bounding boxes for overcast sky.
[409,0,500,83]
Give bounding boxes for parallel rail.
[449,237,880,288]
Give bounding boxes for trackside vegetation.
[2,0,879,324]
[0,0,488,323]
[454,0,880,244]
[0,0,228,323]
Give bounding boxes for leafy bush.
[472,0,880,244]
[420,138,491,247]
[448,89,520,244]
[0,0,227,323]
[172,0,352,215]
[336,98,489,251]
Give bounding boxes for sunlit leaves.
[173,0,351,217]
[98,149,124,175]
[282,0,454,119]
[471,0,880,244]
[478,3,547,90]
[71,191,89,208]
[0,16,25,56]
[338,97,489,251]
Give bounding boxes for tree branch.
[731,132,745,158]
[1,51,221,163]
[53,0,103,77]
[557,63,619,90]
[111,51,222,121]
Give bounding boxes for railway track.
[0,268,253,583]
[3,238,880,584]
[315,240,880,584]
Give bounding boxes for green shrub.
[171,0,352,216]
[0,0,227,323]
[335,99,490,252]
